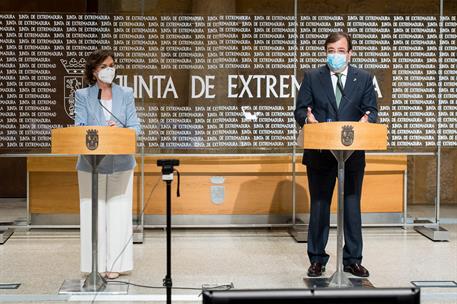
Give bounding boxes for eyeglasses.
[327,49,348,55]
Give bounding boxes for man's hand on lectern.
[359,111,370,123]
[306,107,318,124]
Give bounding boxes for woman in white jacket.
[75,49,140,279]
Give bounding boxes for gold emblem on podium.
[86,129,99,150]
[341,125,354,146]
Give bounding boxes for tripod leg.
[164,180,172,304]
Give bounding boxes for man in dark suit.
[294,32,378,278]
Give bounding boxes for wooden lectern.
[52,126,136,293]
[301,122,387,288]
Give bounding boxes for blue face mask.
[327,53,347,72]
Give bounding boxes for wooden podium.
[52,126,136,293]
[301,122,387,288]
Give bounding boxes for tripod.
[157,159,180,304]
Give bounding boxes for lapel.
[339,65,358,112]
[319,66,338,113]
[88,84,107,126]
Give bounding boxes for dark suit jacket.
[294,65,378,171]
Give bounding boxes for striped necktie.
[335,73,343,108]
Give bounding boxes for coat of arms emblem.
[341,125,354,146]
[61,58,84,120]
[86,129,99,150]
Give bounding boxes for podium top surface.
[51,126,136,155]
[302,122,387,151]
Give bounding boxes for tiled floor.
[0,225,456,303]
[1,198,456,303]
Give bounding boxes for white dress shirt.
[330,65,348,93]
[100,98,112,121]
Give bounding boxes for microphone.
[326,101,334,122]
[336,81,366,117]
[97,88,127,128]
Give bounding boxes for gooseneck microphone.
[97,88,127,128]
[336,81,367,118]
[326,102,335,122]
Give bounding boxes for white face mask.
[327,53,347,72]
[97,67,116,84]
